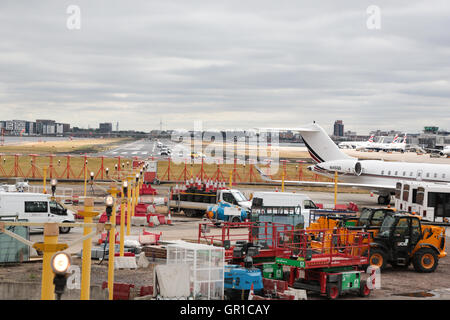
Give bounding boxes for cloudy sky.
[1,1,449,134]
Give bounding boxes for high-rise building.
[333,120,344,137]
[99,122,113,133]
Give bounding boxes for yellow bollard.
[229,170,233,188]
[281,171,285,192]
[126,177,132,236]
[42,167,47,194]
[33,223,68,300]
[120,189,126,257]
[107,184,119,300]
[77,198,99,300]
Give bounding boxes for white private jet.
[256,122,450,205]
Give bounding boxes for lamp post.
[105,193,116,300]
[120,180,128,256]
[51,179,57,199]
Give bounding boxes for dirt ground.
[1,220,449,300]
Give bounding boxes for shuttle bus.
[394,180,450,222]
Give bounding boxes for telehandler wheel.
[412,248,438,273]
[369,248,387,270]
[359,280,371,297]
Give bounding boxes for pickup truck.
[170,188,251,217]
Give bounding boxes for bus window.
[412,188,417,203]
[402,184,410,202]
[428,192,450,218]
[416,187,424,206]
[395,182,402,199]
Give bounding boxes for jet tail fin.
[296,123,354,163]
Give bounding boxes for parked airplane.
[360,134,407,152]
[256,122,450,205]
[338,135,374,150]
[384,134,407,152]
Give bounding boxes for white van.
[0,192,75,233]
[250,191,319,227]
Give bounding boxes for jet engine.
[316,159,363,176]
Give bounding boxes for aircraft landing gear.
[377,195,391,205]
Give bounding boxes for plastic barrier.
[140,184,158,195]
[102,282,135,300]
[139,285,153,297]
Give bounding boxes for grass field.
[0,137,132,154]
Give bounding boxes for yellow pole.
[107,184,118,300]
[120,194,125,257]
[79,198,98,300]
[281,171,285,192]
[39,224,58,300]
[83,164,87,198]
[334,171,338,206]
[132,180,138,217]
[126,178,132,235]
[229,170,233,188]
[42,167,47,194]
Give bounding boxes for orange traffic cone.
[167,212,172,225]
[275,187,278,192]
[248,283,254,300]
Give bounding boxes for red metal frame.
[198,221,295,263]
[276,228,370,269]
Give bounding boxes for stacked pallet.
[142,245,167,259]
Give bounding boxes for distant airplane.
[338,135,374,150]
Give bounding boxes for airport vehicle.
[251,191,319,227]
[256,122,450,205]
[159,148,171,156]
[394,180,450,223]
[275,228,371,300]
[0,192,76,233]
[425,145,450,157]
[206,201,248,223]
[171,186,251,217]
[368,213,447,272]
[224,264,264,300]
